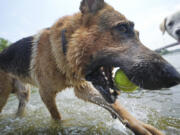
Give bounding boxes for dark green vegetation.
[0,38,10,52]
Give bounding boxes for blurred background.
[0,0,180,135]
[0,0,180,50]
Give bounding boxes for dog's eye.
[115,24,128,33]
[168,21,174,27]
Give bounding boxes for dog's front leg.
[74,83,164,135]
[112,101,164,135]
[39,87,61,120]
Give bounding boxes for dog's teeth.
[102,71,105,76]
[110,89,114,93]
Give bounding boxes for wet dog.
[160,10,180,42]
[0,0,180,134]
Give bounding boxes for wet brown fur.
[27,1,164,135]
[0,1,165,135]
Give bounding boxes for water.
[0,53,180,135]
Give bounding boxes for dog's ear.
[160,18,167,34]
[80,0,104,14]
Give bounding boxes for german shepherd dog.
[0,0,180,134]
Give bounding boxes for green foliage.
[0,38,10,52]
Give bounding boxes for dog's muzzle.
[85,46,180,103]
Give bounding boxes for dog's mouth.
[84,49,180,103]
[85,65,120,104]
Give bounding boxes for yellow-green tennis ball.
[115,69,138,92]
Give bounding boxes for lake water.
[0,53,180,135]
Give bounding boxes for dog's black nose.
[175,29,180,37]
[128,61,180,90]
[149,63,180,89]
[164,64,180,85]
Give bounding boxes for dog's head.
[160,10,180,42]
[67,0,180,101]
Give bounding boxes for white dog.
[160,10,180,42]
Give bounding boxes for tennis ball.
[115,69,138,92]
